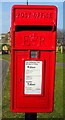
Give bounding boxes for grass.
[2,53,64,118]
[56,52,65,63]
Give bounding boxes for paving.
[0,59,9,112]
[0,59,9,118]
[0,59,9,89]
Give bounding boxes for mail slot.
[10,5,57,113]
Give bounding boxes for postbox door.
[14,50,50,108]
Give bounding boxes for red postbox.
[10,5,57,113]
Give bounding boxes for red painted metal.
[10,5,57,113]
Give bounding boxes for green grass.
[56,52,65,63]
[2,66,63,118]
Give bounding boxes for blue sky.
[1,1,63,33]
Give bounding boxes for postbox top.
[12,5,57,26]
[12,5,57,10]
[12,5,57,9]
[11,5,57,50]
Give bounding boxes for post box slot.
[15,25,56,31]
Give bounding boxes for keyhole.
[20,78,22,81]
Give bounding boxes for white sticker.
[24,61,42,94]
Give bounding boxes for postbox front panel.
[11,5,57,113]
[16,51,47,108]
[11,50,55,112]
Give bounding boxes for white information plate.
[24,61,42,94]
